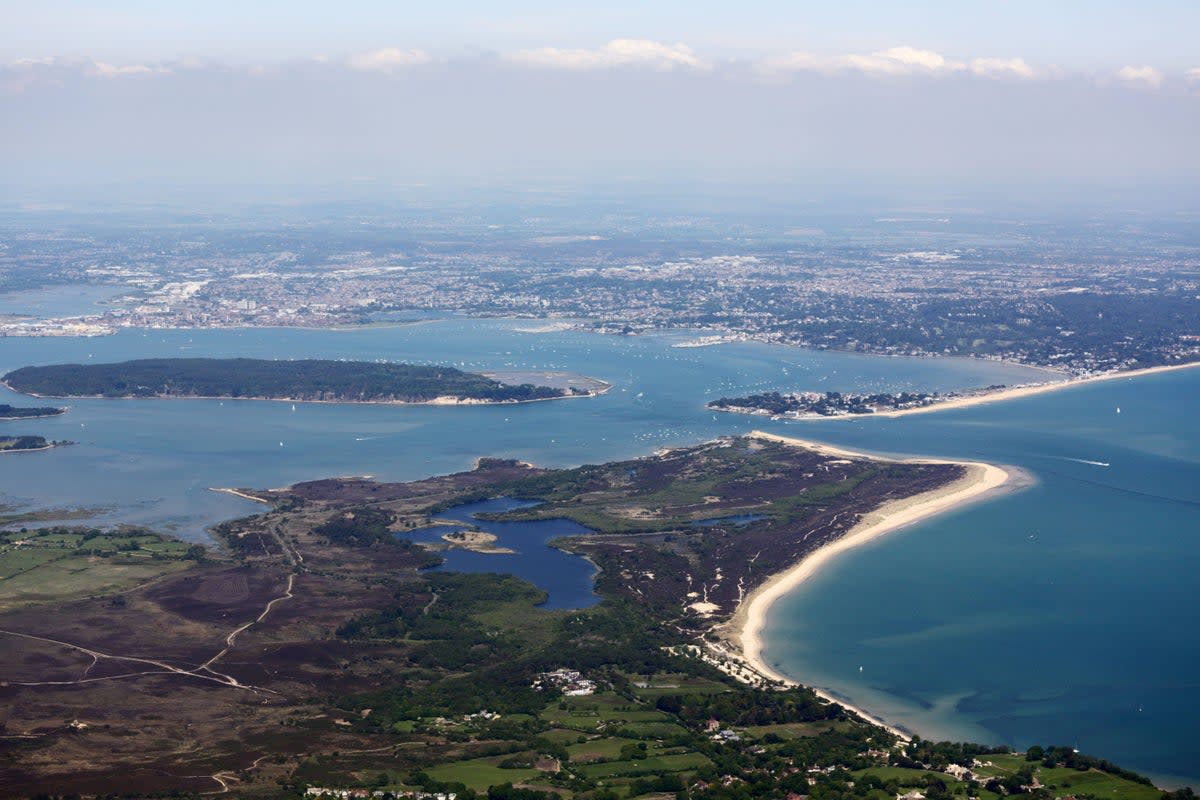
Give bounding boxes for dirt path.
[199,573,295,678]
[0,628,274,693]
[0,572,297,695]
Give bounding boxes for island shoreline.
[0,442,69,455]
[717,430,1030,740]
[1,379,612,407]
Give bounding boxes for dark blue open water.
[403,497,598,610]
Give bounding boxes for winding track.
[0,572,297,695]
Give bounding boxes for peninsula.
[2,357,606,405]
[709,361,1200,421]
[708,388,1003,417]
[0,440,1170,799]
[0,403,67,420]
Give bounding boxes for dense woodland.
[1,358,570,403]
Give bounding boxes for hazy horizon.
[4,3,1199,208]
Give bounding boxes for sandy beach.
[827,361,1200,420]
[719,430,1023,737]
[209,487,273,504]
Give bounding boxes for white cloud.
[346,48,432,72]
[1185,67,1200,83]
[840,52,913,76]
[763,46,1036,82]
[87,61,170,78]
[508,39,708,71]
[1115,65,1163,89]
[836,46,964,76]
[970,57,1035,80]
[762,47,1039,82]
[757,51,826,74]
[11,57,57,68]
[875,46,956,71]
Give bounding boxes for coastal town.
[3,215,1199,375]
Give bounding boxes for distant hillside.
[2,358,579,404]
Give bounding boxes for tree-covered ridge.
[0,403,66,419]
[2,358,574,403]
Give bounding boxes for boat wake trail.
[1051,456,1110,468]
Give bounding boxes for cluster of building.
[5,221,1199,373]
[531,668,597,696]
[305,789,455,800]
[705,718,742,742]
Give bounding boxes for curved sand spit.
[845,361,1200,420]
[721,430,1026,738]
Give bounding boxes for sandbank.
[209,487,273,504]
[440,530,515,554]
[720,430,1024,738]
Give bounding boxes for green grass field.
[856,754,1163,800]
[743,721,845,739]
[854,766,966,784]
[974,754,1162,800]
[541,694,677,732]
[575,751,710,779]
[613,721,689,739]
[624,672,730,697]
[567,737,633,762]
[0,527,196,606]
[424,756,543,791]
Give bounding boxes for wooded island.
[2,358,591,404]
[0,403,67,419]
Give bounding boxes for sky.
[3,1,1199,206]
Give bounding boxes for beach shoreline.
[714,430,1028,739]
[717,361,1200,422]
[872,361,1200,419]
[0,443,63,455]
[209,487,273,504]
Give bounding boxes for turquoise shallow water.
[759,370,1200,787]
[0,319,1196,785]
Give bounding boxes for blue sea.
[0,317,1196,786]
